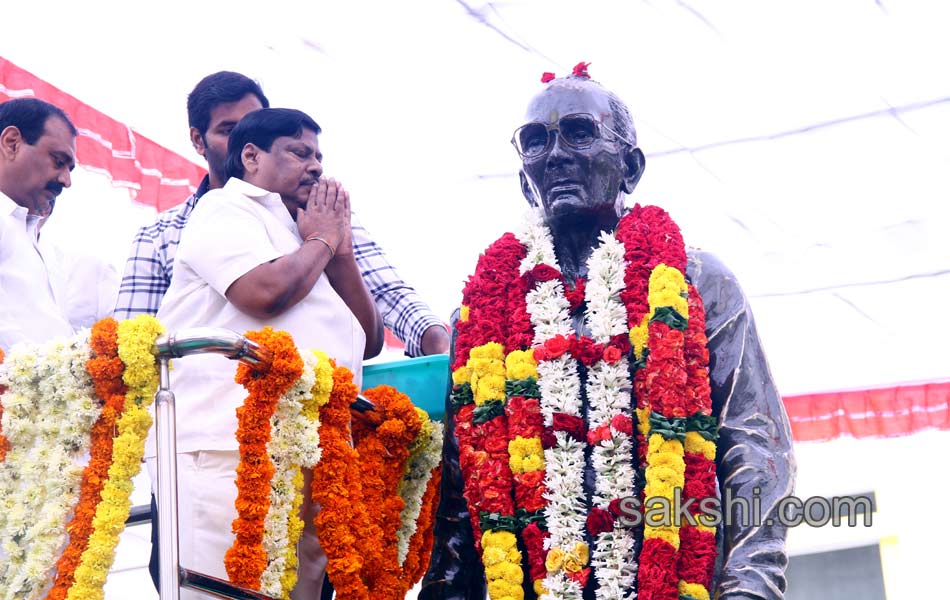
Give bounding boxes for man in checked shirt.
[114,71,450,592]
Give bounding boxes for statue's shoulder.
[686,247,751,328]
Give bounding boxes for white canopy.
[2,0,947,395]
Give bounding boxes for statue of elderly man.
[421,64,796,600]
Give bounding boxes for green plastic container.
[361,354,451,421]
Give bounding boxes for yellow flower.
[533,580,547,596]
[309,349,334,410]
[648,434,684,457]
[562,543,589,574]
[473,373,506,404]
[679,580,710,600]
[636,406,652,436]
[644,524,680,550]
[505,349,538,380]
[647,450,686,471]
[685,431,716,461]
[483,529,518,551]
[470,342,505,361]
[573,542,589,565]
[487,580,524,600]
[508,436,544,474]
[484,545,509,567]
[629,317,650,359]
[452,365,473,386]
[460,305,470,322]
[648,264,688,319]
[646,465,684,487]
[68,317,164,600]
[545,547,565,572]
[469,343,507,405]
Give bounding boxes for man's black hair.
[224,108,321,180]
[0,98,77,144]
[186,71,270,136]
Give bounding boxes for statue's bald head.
[517,75,645,229]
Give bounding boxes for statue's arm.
[691,251,797,600]
[419,309,486,600]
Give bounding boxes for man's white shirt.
[0,191,73,350]
[149,177,365,457]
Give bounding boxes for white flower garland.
[584,233,638,600]
[518,211,641,599]
[259,351,322,598]
[0,335,99,600]
[520,209,586,600]
[396,416,444,565]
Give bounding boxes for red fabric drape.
[1,57,205,212]
[783,381,950,442]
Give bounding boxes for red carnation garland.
[453,205,718,598]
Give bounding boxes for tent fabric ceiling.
[0,1,946,396]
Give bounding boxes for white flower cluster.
[585,231,638,599]
[520,213,586,600]
[395,419,444,565]
[0,334,99,600]
[518,208,559,275]
[259,351,322,597]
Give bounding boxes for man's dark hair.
[224,108,322,180]
[0,98,77,144]
[186,71,270,136]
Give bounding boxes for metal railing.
[150,328,364,600]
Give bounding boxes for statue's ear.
[520,170,539,207]
[620,146,646,194]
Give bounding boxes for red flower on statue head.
[572,62,591,78]
[541,72,556,83]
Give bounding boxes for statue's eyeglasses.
[511,113,632,160]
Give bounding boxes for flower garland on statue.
[452,205,720,600]
[66,316,165,600]
[0,335,99,600]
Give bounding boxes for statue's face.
[518,81,630,226]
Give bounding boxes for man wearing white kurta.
[148,108,382,599]
[0,98,77,351]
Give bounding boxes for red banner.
[783,381,950,442]
[0,57,205,212]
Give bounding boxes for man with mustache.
[0,98,77,350]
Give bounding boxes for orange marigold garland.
[225,327,304,589]
[311,364,369,600]
[402,465,442,583]
[45,319,127,600]
[354,385,421,598]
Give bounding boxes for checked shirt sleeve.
[351,213,444,356]
[114,197,196,320]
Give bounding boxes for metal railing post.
[155,357,181,600]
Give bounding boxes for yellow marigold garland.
[66,315,164,600]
